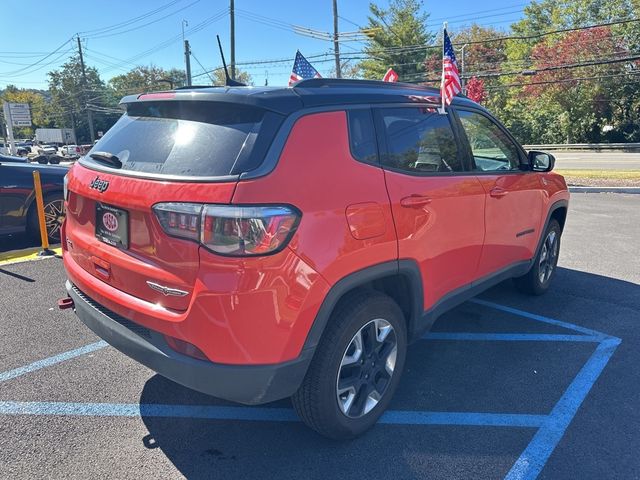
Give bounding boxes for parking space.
[1,194,639,479]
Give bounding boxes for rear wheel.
[514,219,561,295]
[292,291,407,439]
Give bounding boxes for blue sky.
[0,0,526,90]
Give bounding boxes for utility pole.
[182,20,192,86]
[332,0,341,78]
[184,40,192,86]
[230,0,236,79]
[460,44,468,94]
[77,36,95,142]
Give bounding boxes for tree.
[109,66,186,99]
[209,67,252,86]
[0,86,53,138]
[48,55,116,143]
[329,61,362,79]
[466,77,487,104]
[359,0,433,82]
[423,25,508,91]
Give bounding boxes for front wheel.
[292,291,407,439]
[514,219,561,295]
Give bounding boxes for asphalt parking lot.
[1,193,638,479]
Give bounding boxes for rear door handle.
[490,187,509,198]
[400,195,432,208]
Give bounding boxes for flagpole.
[439,22,448,115]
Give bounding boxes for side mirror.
[529,151,555,172]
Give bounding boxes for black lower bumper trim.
[66,281,313,405]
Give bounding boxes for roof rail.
[293,78,439,92]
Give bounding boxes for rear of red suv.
[63,89,336,403]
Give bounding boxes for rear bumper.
[67,281,313,405]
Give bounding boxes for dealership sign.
[7,102,32,127]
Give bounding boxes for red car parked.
[61,79,569,439]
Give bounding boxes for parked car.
[38,144,58,156]
[61,79,569,439]
[0,155,68,242]
[0,153,28,163]
[15,142,32,156]
[0,142,31,156]
[61,145,83,158]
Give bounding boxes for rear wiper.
[90,151,122,169]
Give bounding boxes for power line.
[190,52,213,84]
[0,38,73,78]
[86,0,201,40]
[79,0,185,36]
[484,70,640,90]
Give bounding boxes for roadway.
[552,151,640,170]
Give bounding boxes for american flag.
[441,28,461,106]
[289,50,321,86]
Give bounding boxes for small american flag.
[289,50,321,86]
[441,28,461,106]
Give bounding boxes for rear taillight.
[63,174,69,200]
[152,203,300,257]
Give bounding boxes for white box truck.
[35,128,76,145]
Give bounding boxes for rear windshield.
[83,101,282,178]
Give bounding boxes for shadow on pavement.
[137,267,638,479]
[0,233,40,253]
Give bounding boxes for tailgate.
[65,163,236,311]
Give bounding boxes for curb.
[568,186,640,194]
[0,246,62,266]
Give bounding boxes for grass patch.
[555,170,640,180]
[556,170,640,187]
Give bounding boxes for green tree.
[0,86,54,138]
[47,55,116,143]
[359,0,433,82]
[496,0,640,143]
[109,65,186,99]
[209,67,252,86]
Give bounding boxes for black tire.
[34,155,48,164]
[514,219,561,295]
[27,193,65,244]
[48,156,62,165]
[292,290,407,439]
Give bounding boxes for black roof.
[119,78,478,115]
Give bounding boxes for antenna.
[216,35,246,87]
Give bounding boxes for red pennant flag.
[382,68,398,82]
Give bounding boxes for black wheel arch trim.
[532,199,568,266]
[301,259,424,352]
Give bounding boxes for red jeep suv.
[62,79,569,439]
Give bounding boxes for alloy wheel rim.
[538,230,558,284]
[44,199,65,240]
[336,318,398,418]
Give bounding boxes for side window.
[347,109,378,164]
[458,110,522,172]
[377,107,463,174]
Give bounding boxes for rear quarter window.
[84,101,283,178]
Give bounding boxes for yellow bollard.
[32,170,55,256]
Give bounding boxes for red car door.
[375,106,486,310]
[456,109,544,278]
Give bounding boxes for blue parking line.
[505,336,621,480]
[470,299,607,338]
[0,341,108,383]
[424,332,601,342]
[0,400,547,428]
